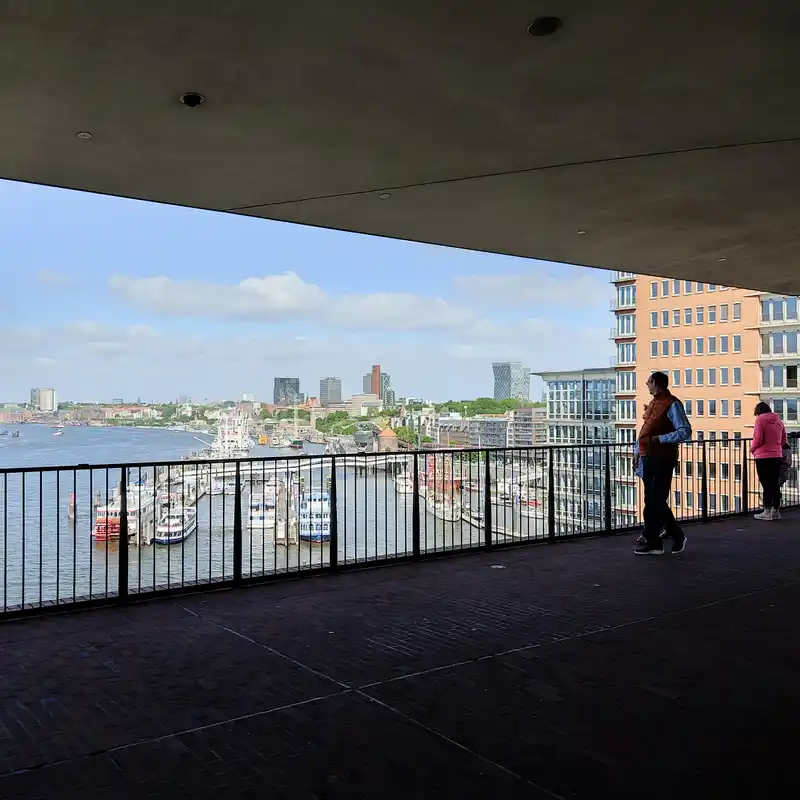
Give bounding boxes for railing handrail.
[0,438,756,475]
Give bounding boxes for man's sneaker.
[754,510,772,521]
[671,533,687,554]
[634,543,664,555]
[637,529,668,545]
[772,508,782,521]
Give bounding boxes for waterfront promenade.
[0,513,797,798]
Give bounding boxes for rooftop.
[0,514,796,798]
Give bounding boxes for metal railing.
[0,441,795,618]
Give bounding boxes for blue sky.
[1,179,614,403]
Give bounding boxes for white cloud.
[109,272,326,320]
[109,273,472,332]
[35,270,69,286]
[455,268,610,308]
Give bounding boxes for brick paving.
[0,515,798,798]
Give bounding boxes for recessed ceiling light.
[528,17,562,37]
[76,131,92,140]
[180,92,205,108]
[576,230,587,235]
[379,193,392,199]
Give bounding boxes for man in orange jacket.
[634,371,692,555]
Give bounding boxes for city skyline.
[2,180,615,402]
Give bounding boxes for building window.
[787,398,798,421]
[733,302,741,320]
[720,335,729,354]
[684,307,692,325]
[672,309,680,326]
[650,311,658,328]
[674,490,681,507]
[696,307,705,324]
[709,493,717,512]
[708,336,716,354]
[650,281,658,299]
[721,367,729,385]
[696,283,704,294]
[696,399,705,415]
[708,284,716,293]
[733,399,741,416]
[788,365,798,389]
[662,280,669,297]
[788,332,798,354]
[686,492,694,508]
[721,495,729,513]
[720,304,729,322]
[788,297,799,320]
[708,368,717,385]
[696,337,704,355]
[697,430,704,442]
[709,399,717,417]
[684,338,693,356]
[721,463,729,480]
[672,339,680,356]
[685,399,693,415]
[685,461,694,478]
[684,368,692,386]
[650,341,658,358]
[662,309,669,327]
[684,280,693,294]
[733,367,741,385]
[708,305,716,323]
[673,279,681,296]
[733,334,741,353]
[661,339,669,357]
[672,369,680,386]
[721,431,729,448]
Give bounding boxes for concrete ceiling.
[1,0,799,292]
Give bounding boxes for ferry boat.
[423,453,462,523]
[189,411,254,459]
[288,438,304,450]
[298,490,331,543]
[154,507,197,544]
[93,491,157,541]
[248,486,278,531]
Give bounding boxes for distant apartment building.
[319,377,342,406]
[273,377,300,406]
[371,364,381,396]
[430,414,470,447]
[347,393,382,417]
[30,388,57,412]
[537,368,616,534]
[467,415,509,448]
[492,362,530,402]
[362,373,372,393]
[380,372,391,400]
[383,388,396,408]
[610,272,800,522]
[507,407,548,447]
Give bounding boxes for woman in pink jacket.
[751,402,788,520]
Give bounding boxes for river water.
[0,424,546,610]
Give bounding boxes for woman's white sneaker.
[754,510,772,520]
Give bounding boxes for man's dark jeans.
[642,455,681,546]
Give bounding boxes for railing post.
[233,462,243,583]
[603,445,612,535]
[118,468,129,604]
[412,452,421,560]
[483,449,492,551]
[701,441,709,523]
[547,448,556,541]
[741,444,749,516]
[329,457,338,570]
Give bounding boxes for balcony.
[610,297,637,311]
[609,270,637,283]
[610,326,636,340]
[0,443,795,797]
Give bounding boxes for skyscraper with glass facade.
[492,362,530,402]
